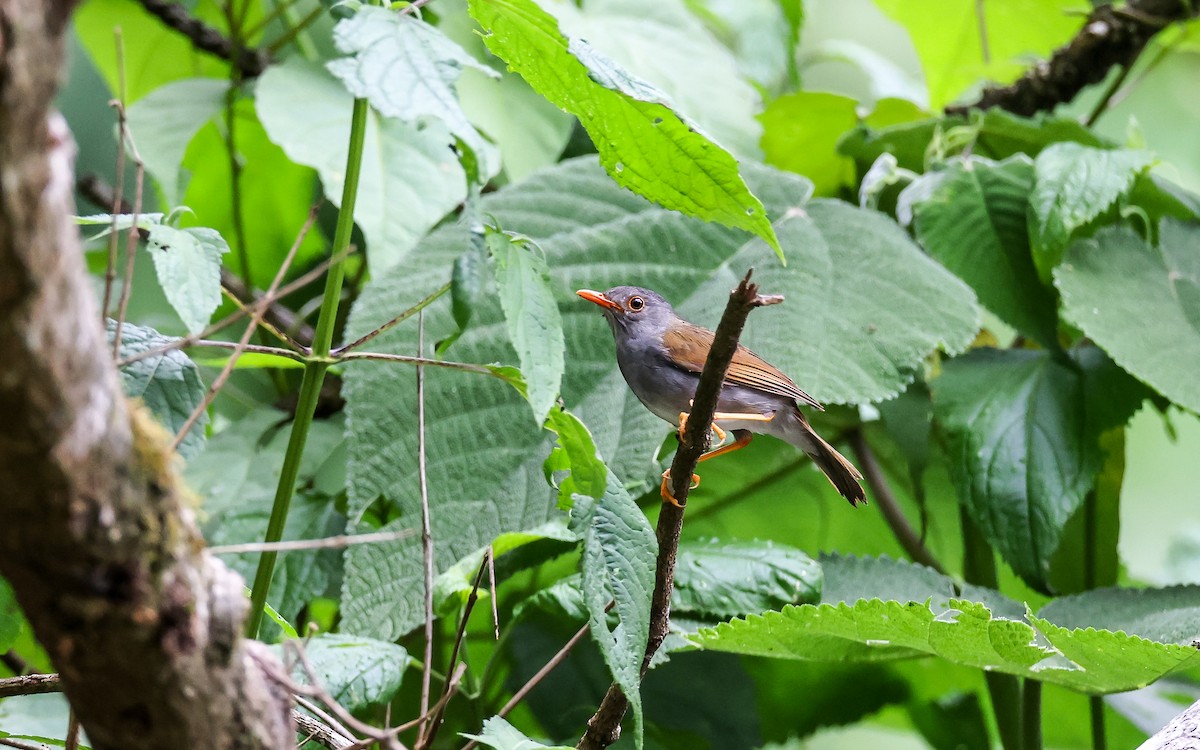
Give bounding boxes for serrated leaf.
[544,406,606,506]
[930,346,1146,589]
[874,0,1088,110]
[438,242,488,355]
[488,229,565,423]
[673,540,821,621]
[185,409,346,628]
[693,557,1200,694]
[468,0,783,259]
[545,0,762,157]
[327,6,500,179]
[341,158,978,637]
[108,320,207,458]
[286,634,410,712]
[909,155,1059,347]
[126,78,228,205]
[463,716,572,749]
[143,224,228,334]
[1030,143,1155,279]
[256,58,467,270]
[571,473,655,749]
[1040,585,1200,645]
[1055,219,1200,413]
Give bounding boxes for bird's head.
[576,286,676,341]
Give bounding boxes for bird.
[577,285,865,508]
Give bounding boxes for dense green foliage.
[3,0,1200,748]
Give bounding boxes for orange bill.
[576,289,622,312]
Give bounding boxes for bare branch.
[135,0,268,77]
[948,0,1199,117]
[577,270,779,749]
[418,311,437,738]
[207,528,417,555]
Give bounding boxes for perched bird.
[577,286,865,507]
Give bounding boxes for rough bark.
[1138,697,1200,750]
[948,0,1198,116]
[0,1,292,748]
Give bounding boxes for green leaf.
[74,0,227,101]
[930,346,1145,589]
[468,0,783,260]
[341,158,978,637]
[908,155,1059,347]
[438,241,488,356]
[256,58,467,271]
[543,0,762,158]
[463,716,571,749]
[683,0,796,92]
[673,540,821,621]
[488,229,565,424]
[0,576,23,654]
[125,78,228,205]
[571,473,656,749]
[193,351,306,370]
[108,320,207,459]
[1055,219,1200,413]
[1040,585,1200,645]
[327,6,500,178]
[1029,143,1155,280]
[874,0,1089,110]
[286,634,410,712]
[544,406,607,506]
[693,557,1200,694]
[759,91,857,196]
[186,409,346,627]
[143,224,229,334]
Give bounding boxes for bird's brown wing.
[661,321,824,411]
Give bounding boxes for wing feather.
[661,322,824,411]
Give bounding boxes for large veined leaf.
[1055,219,1200,413]
[283,634,410,713]
[186,409,346,627]
[341,157,978,638]
[126,78,228,205]
[144,224,229,334]
[108,320,207,458]
[468,0,783,259]
[692,556,1200,694]
[542,0,762,157]
[930,346,1145,589]
[1029,143,1155,279]
[873,0,1088,110]
[673,540,821,621]
[327,6,500,178]
[256,58,467,270]
[570,474,655,748]
[908,155,1059,348]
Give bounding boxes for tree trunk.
[0,1,293,747]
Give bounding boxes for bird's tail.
[778,408,866,506]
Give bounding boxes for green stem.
[1022,680,1042,750]
[1090,695,1107,750]
[244,98,370,639]
[961,507,1023,750]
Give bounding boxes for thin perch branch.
[577,270,781,750]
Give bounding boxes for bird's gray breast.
[613,334,697,426]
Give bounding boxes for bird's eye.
[628,296,645,311]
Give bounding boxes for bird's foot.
[660,469,700,507]
[677,411,728,444]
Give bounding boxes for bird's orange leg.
[662,411,771,506]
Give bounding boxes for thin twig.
[344,664,467,750]
[169,207,318,451]
[398,0,437,16]
[207,528,417,555]
[294,711,355,750]
[418,310,436,742]
[220,287,305,351]
[0,738,53,750]
[1084,62,1134,126]
[848,429,946,574]
[115,245,348,368]
[220,267,317,345]
[334,282,450,356]
[339,351,504,379]
[0,673,61,698]
[295,695,366,747]
[290,644,404,747]
[110,105,144,359]
[101,31,127,320]
[189,339,307,361]
[974,0,990,64]
[64,711,80,750]
[265,4,325,55]
[577,270,780,750]
[419,552,490,750]
[487,544,499,640]
[460,622,591,750]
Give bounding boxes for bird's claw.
[660,469,700,507]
